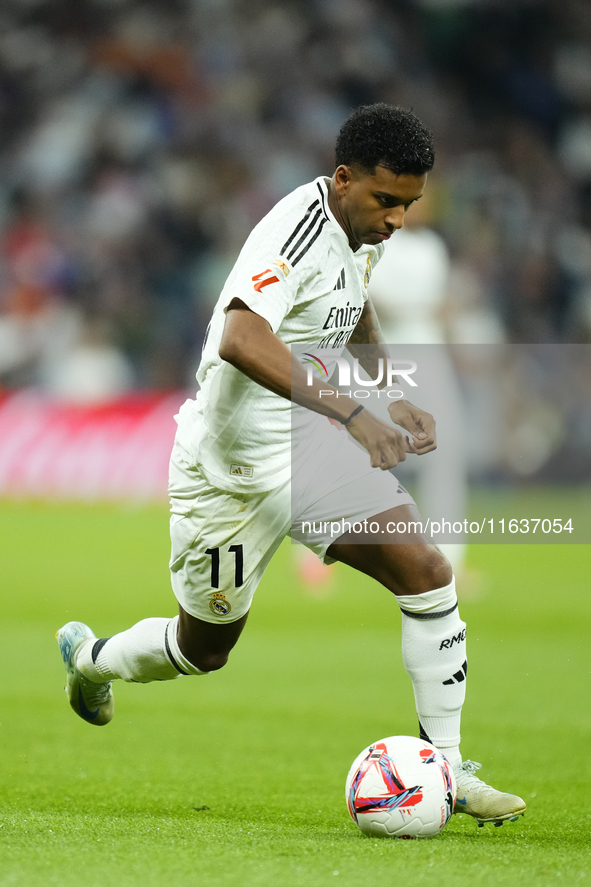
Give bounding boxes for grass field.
[0,499,589,887]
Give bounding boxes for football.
[345,735,456,839]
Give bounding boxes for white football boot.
[454,760,526,827]
[56,621,113,726]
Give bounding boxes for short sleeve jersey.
[175,176,384,493]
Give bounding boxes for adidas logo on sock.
[442,660,468,685]
[333,268,346,290]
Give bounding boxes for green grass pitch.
[0,499,589,887]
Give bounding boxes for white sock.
[396,578,466,766]
[75,616,207,683]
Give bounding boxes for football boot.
[56,621,113,726]
[454,760,526,827]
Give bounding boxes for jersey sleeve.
[226,256,301,333]
[221,189,329,333]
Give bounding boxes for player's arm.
[219,299,409,470]
[348,297,438,456]
[348,296,389,350]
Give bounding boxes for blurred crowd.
[0,0,591,399]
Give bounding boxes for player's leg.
[326,503,462,764]
[56,611,248,726]
[293,436,465,761]
[56,457,290,725]
[294,428,524,825]
[176,605,249,672]
[326,504,525,825]
[66,606,251,682]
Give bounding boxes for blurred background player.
[367,190,468,580]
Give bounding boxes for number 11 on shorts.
[205,545,244,588]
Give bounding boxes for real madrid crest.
[209,592,232,616]
[364,255,372,288]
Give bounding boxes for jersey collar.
[315,176,379,260]
[315,176,352,250]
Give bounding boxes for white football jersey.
[175,176,384,492]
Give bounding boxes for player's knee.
[419,548,453,592]
[188,650,229,672]
[393,546,452,596]
[177,632,231,672]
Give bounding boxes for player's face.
[330,165,428,249]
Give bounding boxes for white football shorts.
[168,424,415,623]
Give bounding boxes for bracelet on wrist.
[342,404,365,426]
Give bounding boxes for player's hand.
[387,400,437,455]
[345,408,408,470]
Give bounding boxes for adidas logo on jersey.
[230,464,254,477]
[333,268,346,290]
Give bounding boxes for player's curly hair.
[335,104,434,176]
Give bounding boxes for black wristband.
[342,404,365,426]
